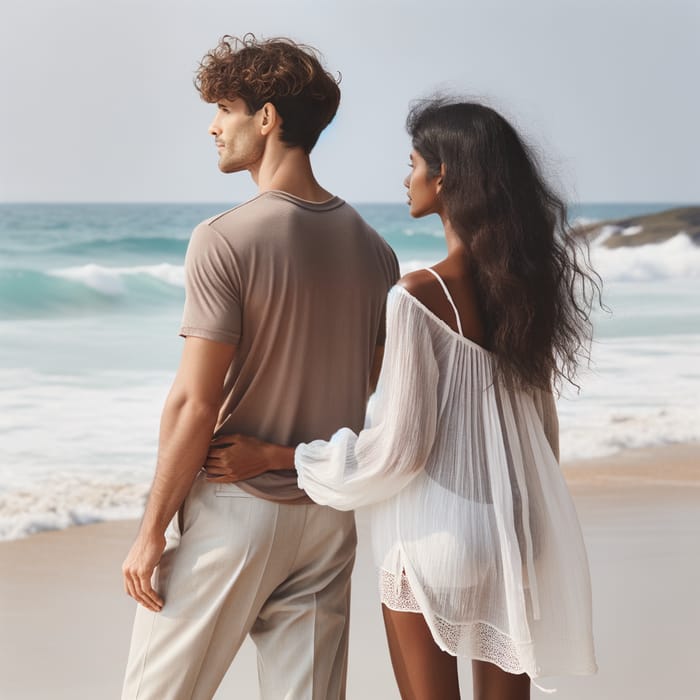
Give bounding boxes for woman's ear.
[436,163,446,192]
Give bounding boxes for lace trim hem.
[379,569,530,676]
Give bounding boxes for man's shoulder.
[338,203,397,257]
[205,194,274,234]
[186,196,284,257]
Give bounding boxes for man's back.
[122,35,393,700]
[181,190,399,502]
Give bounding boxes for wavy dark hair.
[195,34,340,153]
[407,98,602,391]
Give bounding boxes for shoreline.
[1,442,699,699]
[2,441,698,543]
[563,441,700,486]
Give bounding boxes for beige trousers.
[122,475,356,700]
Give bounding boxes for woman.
[205,99,599,699]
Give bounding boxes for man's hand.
[122,531,167,612]
[120,336,235,611]
[204,434,294,482]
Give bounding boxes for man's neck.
[251,144,333,203]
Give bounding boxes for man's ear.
[260,102,279,135]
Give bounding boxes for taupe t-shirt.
[180,190,399,504]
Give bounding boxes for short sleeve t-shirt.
[180,190,399,503]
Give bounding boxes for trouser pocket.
[214,483,251,498]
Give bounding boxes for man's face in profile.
[208,98,265,175]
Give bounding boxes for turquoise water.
[0,201,698,539]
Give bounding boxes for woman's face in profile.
[404,149,442,219]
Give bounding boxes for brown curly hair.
[195,34,340,153]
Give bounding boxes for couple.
[122,34,597,699]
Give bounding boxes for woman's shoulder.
[398,265,486,343]
[397,268,436,295]
[397,268,440,307]
[393,269,448,328]
[397,267,468,337]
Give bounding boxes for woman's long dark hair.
[407,98,601,391]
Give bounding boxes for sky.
[0,0,698,204]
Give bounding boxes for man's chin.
[218,160,245,174]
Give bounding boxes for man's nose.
[208,119,220,136]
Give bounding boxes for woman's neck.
[441,215,468,257]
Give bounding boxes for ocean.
[1,201,699,540]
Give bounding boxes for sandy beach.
[1,443,698,699]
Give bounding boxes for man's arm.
[122,336,236,611]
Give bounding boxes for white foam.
[557,334,700,462]
[399,234,700,284]
[0,478,149,540]
[0,368,168,487]
[590,233,700,282]
[401,226,444,238]
[621,225,643,237]
[0,368,165,540]
[50,263,185,295]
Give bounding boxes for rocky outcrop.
[574,206,700,248]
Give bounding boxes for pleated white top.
[295,283,597,680]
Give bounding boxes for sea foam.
[0,478,149,541]
[0,264,185,318]
[558,333,700,461]
[401,232,700,283]
[590,233,700,282]
[51,262,185,294]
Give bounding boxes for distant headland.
[574,206,700,248]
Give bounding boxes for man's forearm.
[123,337,235,610]
[140,393,220,534]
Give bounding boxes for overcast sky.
[1,0,698,204]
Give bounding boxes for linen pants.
[122,474,357,700]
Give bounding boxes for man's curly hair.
[195,34,340,153]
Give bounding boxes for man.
[121,35,398,699]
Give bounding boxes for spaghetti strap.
[423,267,464,336]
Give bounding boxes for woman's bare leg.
[472,659,530,700]
[381,604,460,700]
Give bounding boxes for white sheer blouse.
[295,284,597,680]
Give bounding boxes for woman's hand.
[203,433,294,482]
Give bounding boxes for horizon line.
[1,200,697,207]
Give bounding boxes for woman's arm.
[203,433,294,481]
[295,287,439,510]
[531,387,560,462]
[203,341,386,483]
[204,288,439,508]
